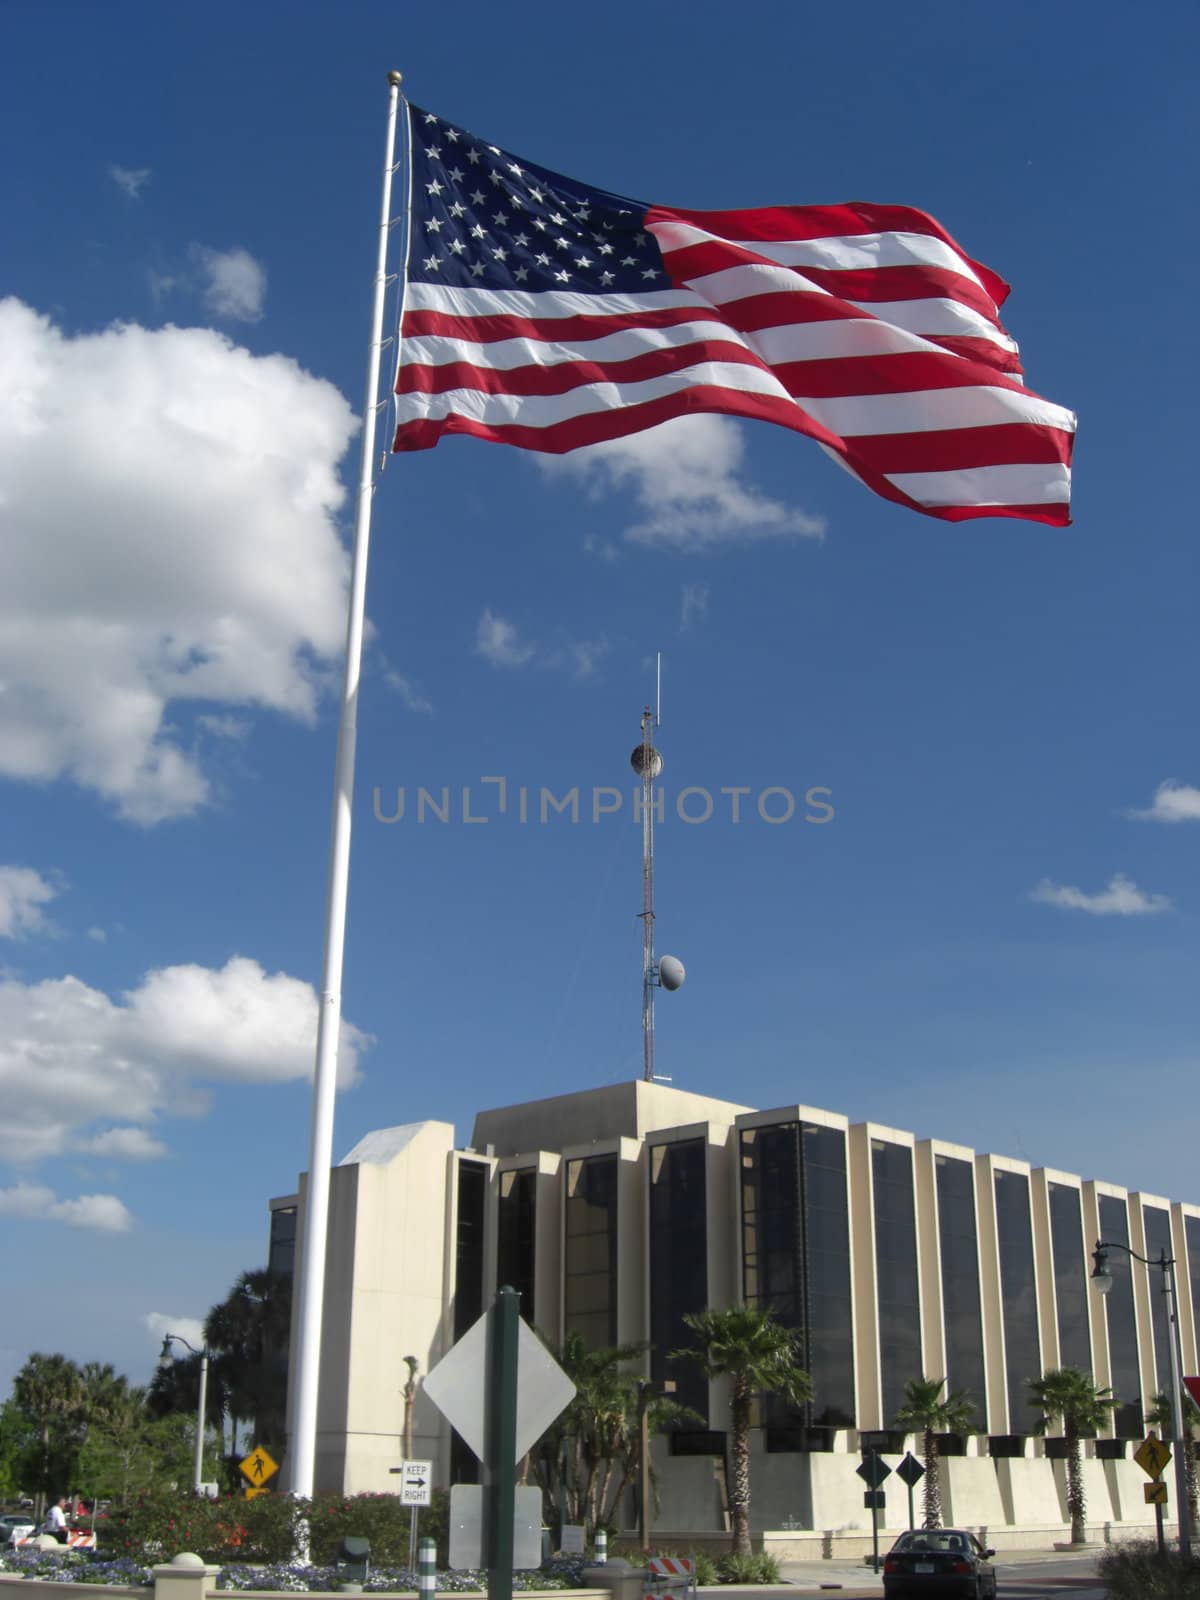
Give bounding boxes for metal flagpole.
[289,67,406,1501]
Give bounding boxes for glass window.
[268,1205,297,1279]
[1142,1207,1174,1403]
[455,1160,488,1340]
[565,1154,618,1349]
[1186,1215,1200,1372]
[497,1167,537,1320]
[994,1171,1040,1435]
[741,1122,855,1428]
[1048,1184,1091,1372]
[873,1141,921,1427]
[649,1140,709,1422]
[935,1156,986,1428]
[1098,1194,1141,1437]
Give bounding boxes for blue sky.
[1,1,1198,1399]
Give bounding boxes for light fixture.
[1091,1244,1113,1295]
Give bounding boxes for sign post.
[487,1287,520,1600]
[1135,1433,1173,1558]
[389,1460,433,1570]
[855,1452,892,1570]
[895,1452,926,1531]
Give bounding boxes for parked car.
[882,1528,998,1598]
[0,1514,37,1547]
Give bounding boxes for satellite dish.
[630,743,663,779]
[658,955,686,992]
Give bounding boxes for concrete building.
[271,1080,1200,1552]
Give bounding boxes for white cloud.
[476,609,535,668]
[82,1127,168,1161]
[384,670,433,715]
[0,866,59,938]
[567,638,608,679]
[0,1183,133,1233]
[86,927,108,943]
[680,582,710,630]
[0,955,369,1165]
[109,165,151,200]
[545,415,826,551]
[1029,872,1171,916]
[1130,781,1200,824]
[197,714,251,741]
[0,299,356,821]
[144,1312,206,1351]
[193,246,268,322]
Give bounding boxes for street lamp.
[1091,1240,1192,1558]
[158,1334,209,1496]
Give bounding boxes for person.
[43,1498,68,1543]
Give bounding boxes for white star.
[514,232,530,247]
[489,170,504,186]
[555,269,570,283]
[575,256,591,269]
[488,145,500,155]
[470,224,486,239]
[641,267,658,279]
[425,145,441,161]
[507,162,523,177]
[423,255,441,270]
[536,252,551,266]
[446,128,460,142]
[555,236,571,250]
[514,265,529,282]
[494,212,508,227]
[597,242,614,255]
[492,246,508,261]
[529,186,544,202]
[576,206,590,221]
[426,179,444,196]
[533,218,547,231]
[470,189,486,205]
[599,270,614,285]
[448,166,464,182]
[621,255,636,266]
[470,261,485,277]
[423,112,438,125]
[467,148,481,164]
[550,212,566,225]
[449,201,466,218]
[509,194,524,209]
[449,239,466,254]
[424,218,443,232]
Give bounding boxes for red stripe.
[393,384,1070,525]
[648,201,1011,307]
[773,349,1027,400]
[402,302,708,345]
[849,423,1074,475]
[396,337,762,397]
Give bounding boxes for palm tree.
[1145,1391,1200,1530]
[672,1306,812,1556]
[12,1353,86,1518]
[1026,1367,1117,1545]
[203,1268,291,1457]
[892,1377,976,1529]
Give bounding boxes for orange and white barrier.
[646,1555,697,1600]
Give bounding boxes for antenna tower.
[630,655,684,1082]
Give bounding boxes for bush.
[1097,1539,1200,1600]
[716,1552,781,1585]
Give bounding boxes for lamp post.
[1091,1240,1192,1558]
[159,1334,209,1496]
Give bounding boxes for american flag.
[393,103,1075,525]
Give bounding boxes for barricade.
[645,1555,696,1600]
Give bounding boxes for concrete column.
[153,1554,221,1600]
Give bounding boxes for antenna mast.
[630,654,684,1083]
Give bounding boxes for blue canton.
[407,104,662,294]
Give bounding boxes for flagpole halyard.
[288,67,404,1502]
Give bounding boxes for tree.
[891,1377,976,1529]
[1145,1391,1200,1531]
[672,1306,812,1557]
[1026,1367,1117,1545]
[203,1268,292,1458]
[12,1353,87,1517]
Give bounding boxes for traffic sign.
[1146,1481,1169,1505]
[856,1454,892,1489]
[863,1490,886,1510]
[244,1486,270,1501]
[397,1458,432,1506]
[1134,1434,1172,1480]
[239,1446,279,1486]
[1186,1377,1200,1411]
[424,1308,575,1464]
[895,1452,926,1487]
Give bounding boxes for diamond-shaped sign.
[239,1445,278,1486]
[1134,1434,1172,1480]
[895,1452,926,1487]
[424,1308,575,1465]
[856,1453,892,1488]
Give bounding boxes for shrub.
[1097,1539,1200,1600]
[717,1551,781,1584]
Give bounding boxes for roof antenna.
[630,652,685,1083]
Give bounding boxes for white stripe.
[649,220,989,293]
[394,357,795,428]
[402,316,740,371]
[799,384,1075,439]
[404,281,702,319]
[886,462,1072,506]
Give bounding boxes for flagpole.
[289,67,405,1502]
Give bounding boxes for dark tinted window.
[455,1160,488,1339]
[497,1167,537,1319]
[1048,1184,1091,1372]
[741,1122,855,1427]
[268,1206,297,1279]
[650,1139,709,1422]
[1187,1215,1200,1371]
[565,1154,618,1349]
[1098,1194,1141,1436]
[1142,1207,1174,1402]
[936,1156,986,1427]
[873,1141,921,1427]
[994,1171,1040,1434]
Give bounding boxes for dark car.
[882,1528,998,1597]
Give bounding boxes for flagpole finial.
[387,69,403,88]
